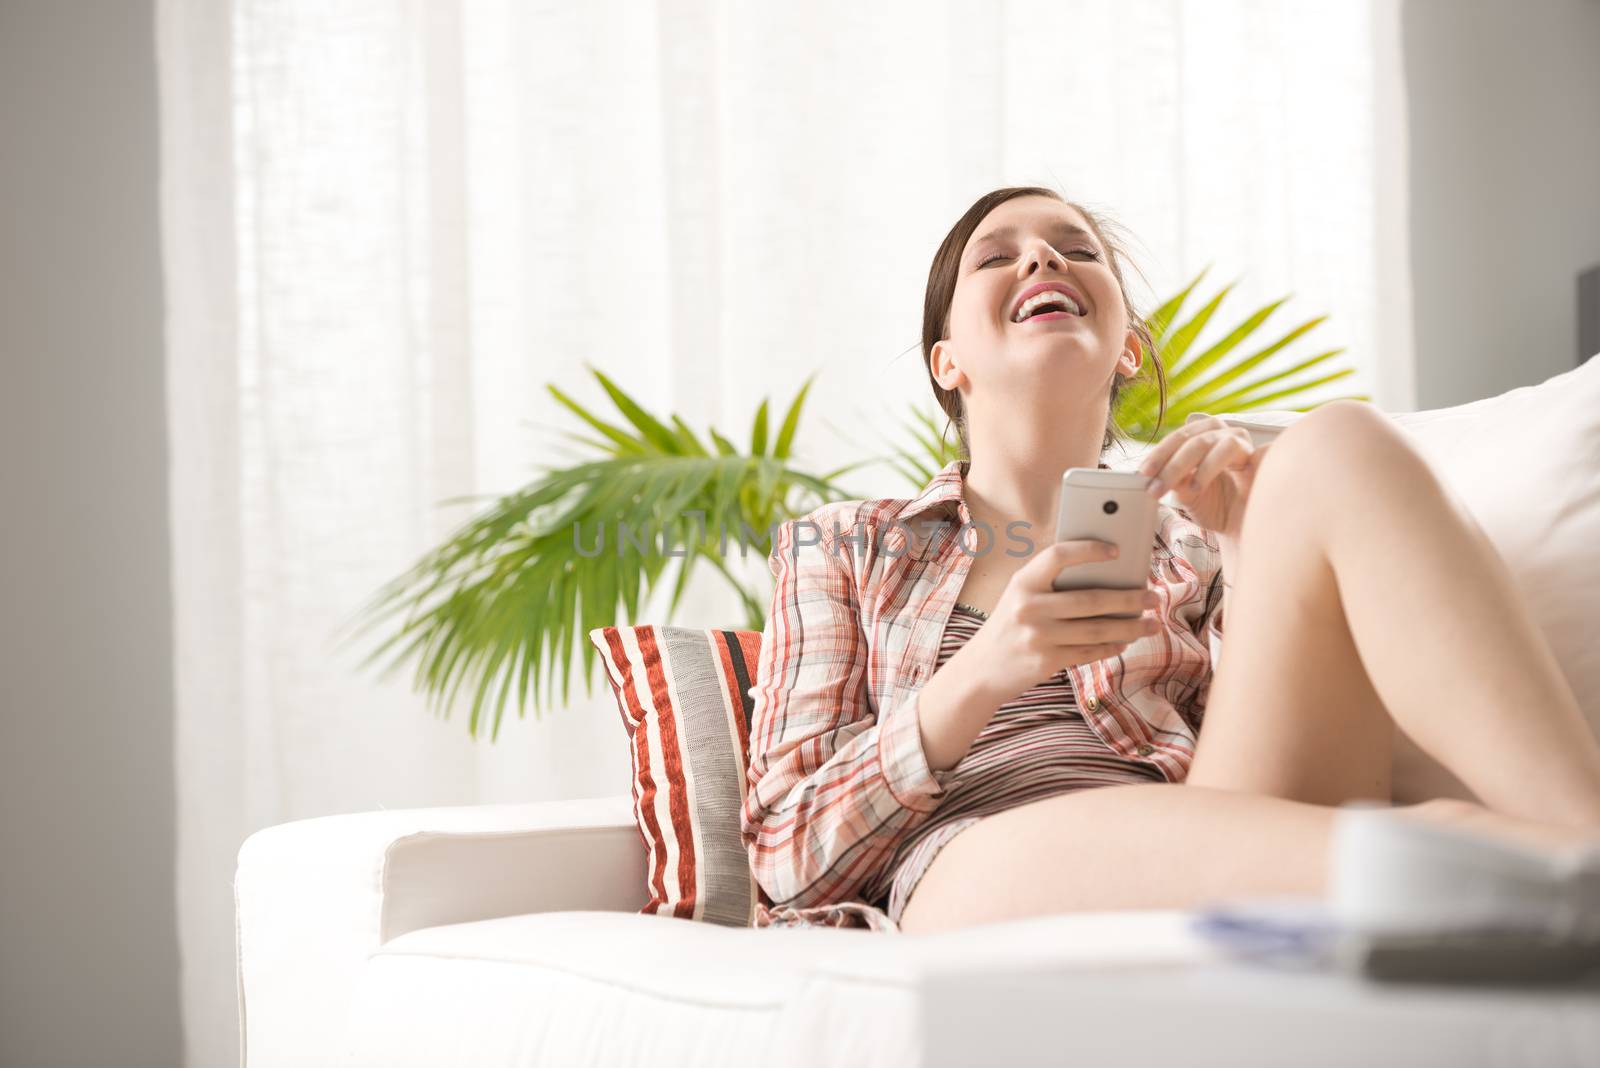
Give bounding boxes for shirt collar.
[900,459,971,524]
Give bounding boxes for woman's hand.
[1138,416,1269,540]
[914,540,1161,772]
[955,540,1161,705]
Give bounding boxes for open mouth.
[1011,293,1086,323]
[1015,309,1079,323]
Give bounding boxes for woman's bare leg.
[894,788,1584,935]
[1185,401,1600,829]
[896,783,1334,933]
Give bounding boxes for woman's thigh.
[895,782,1336,935]
[1183,404,1400,806]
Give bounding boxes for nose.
[1019,238,1066,276]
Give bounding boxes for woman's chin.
[1008,341,1108,374]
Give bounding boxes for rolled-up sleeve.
[740,511,952,912]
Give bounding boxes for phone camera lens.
[1102,500,1118,515]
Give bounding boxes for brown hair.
[921,186,1168,462]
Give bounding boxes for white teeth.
[1013,291,1083,322]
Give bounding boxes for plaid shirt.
[739,458,1227,929]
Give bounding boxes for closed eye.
[978,248,1100,268]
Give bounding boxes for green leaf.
[1217,368,1357,411]
[1167,348,1345,422]
[587,364,682,454]
[773,374,814,460]
[1163,296,1288,395]
[1161,281,1236,368]
[557,429,629,456]
[1146,265,1209,342]
[669,414,710,457]
[889,459,930,486]
[556,566,577,712]
[750,398,769,457]
[819,459,874,482]
[547,384,643,455]
[665,534,698,621]
[872,402,962,491]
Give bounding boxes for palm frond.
[879,405,960,490]
[335,369,853,740]
[1114,275,1355,445]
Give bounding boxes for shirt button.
[1136,743,1154,756]
[1083,696,1098,711]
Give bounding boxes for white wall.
[1403,0,1600,407]
[0,2,182,1066]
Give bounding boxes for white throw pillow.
[1115,357,1600,804]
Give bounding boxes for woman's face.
[935,196,1139,410]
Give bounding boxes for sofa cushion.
[338,908,1215,1068]
[589,625,766,926]
[1387,360,1600,732]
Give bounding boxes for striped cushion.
[588,625,770,926]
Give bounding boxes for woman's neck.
[958,390,1114,553]
[962,449,1104,556]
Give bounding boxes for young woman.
[738,185,1600,934]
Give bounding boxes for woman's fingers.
[1143,425,1256,496]
[1029,613,1153,647]
[1138,415,1227,482]
[1145,431,1216,492]
[1024,588,1152,620]
[1021,538,1120,592]
[1188,431,1255,491]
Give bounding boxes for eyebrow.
[966,221,1097,260]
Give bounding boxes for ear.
[1119,332,1144,378]
[930,339,966,392]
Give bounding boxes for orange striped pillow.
[588,625,772,926]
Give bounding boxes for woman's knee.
[1243,400,1430,550]
[1264,400,1417,488]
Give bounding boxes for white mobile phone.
[1051,468,1161,618]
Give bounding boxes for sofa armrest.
[235,794,644,1067]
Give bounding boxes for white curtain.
[157,0,1411,1061]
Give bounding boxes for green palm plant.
[334,364,867,740]
[887,268,1372,478]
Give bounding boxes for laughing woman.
[738,185,1600,934]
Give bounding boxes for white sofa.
[236,793,1600,1067]
[237,361,1600,1066]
